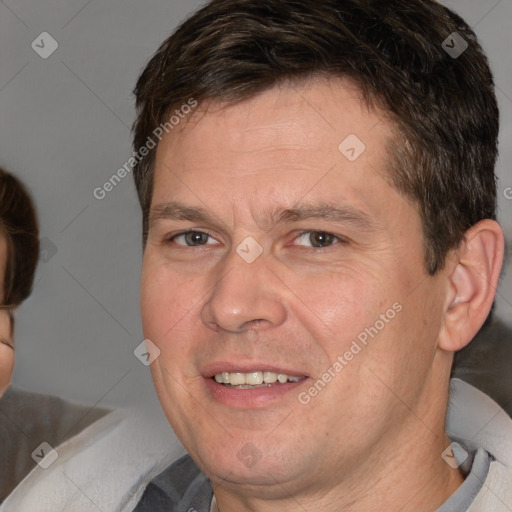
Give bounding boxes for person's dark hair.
[133,0,499,275]
[0,167,39,306]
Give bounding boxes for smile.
[214,371,306,387]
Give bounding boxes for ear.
[438,219,504,352]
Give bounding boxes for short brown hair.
[133,0,499,274]
[0,168,39,306]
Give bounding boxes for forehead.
[159,78,389,163]
[150,78,409,226]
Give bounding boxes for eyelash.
[165,230,346,248]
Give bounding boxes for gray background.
[0,0,511,408]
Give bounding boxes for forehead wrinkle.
[230,144,310,156]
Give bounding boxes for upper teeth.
[214,371,303,386]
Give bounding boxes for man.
[132,0,511,510]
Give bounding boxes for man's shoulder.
[134,454,213,512]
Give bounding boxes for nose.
[200,247,287,333]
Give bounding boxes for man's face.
[141,79,449,493]
[0,235,14,398]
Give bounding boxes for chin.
[194,439,302,490]
[208,460,288,488]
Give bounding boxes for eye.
[169,230,220,247]
[293,231,342,248]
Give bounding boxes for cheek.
[140,257,206,349]
[0,347,14,397]
[290,266,388,348]
[141,258,186,334]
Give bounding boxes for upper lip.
[203,361,309,379]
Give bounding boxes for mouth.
[203,365,309,408]
[213,371,306,389]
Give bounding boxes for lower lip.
[204,377,308,408]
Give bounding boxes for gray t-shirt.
[134,437,491,512]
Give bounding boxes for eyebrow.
[266,203,375,230]
[149,201,376,232]
[149,202,214,229]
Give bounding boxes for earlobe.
[438,219,504,352]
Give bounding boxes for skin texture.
[0,235,14,398]
[140,78,504,511]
